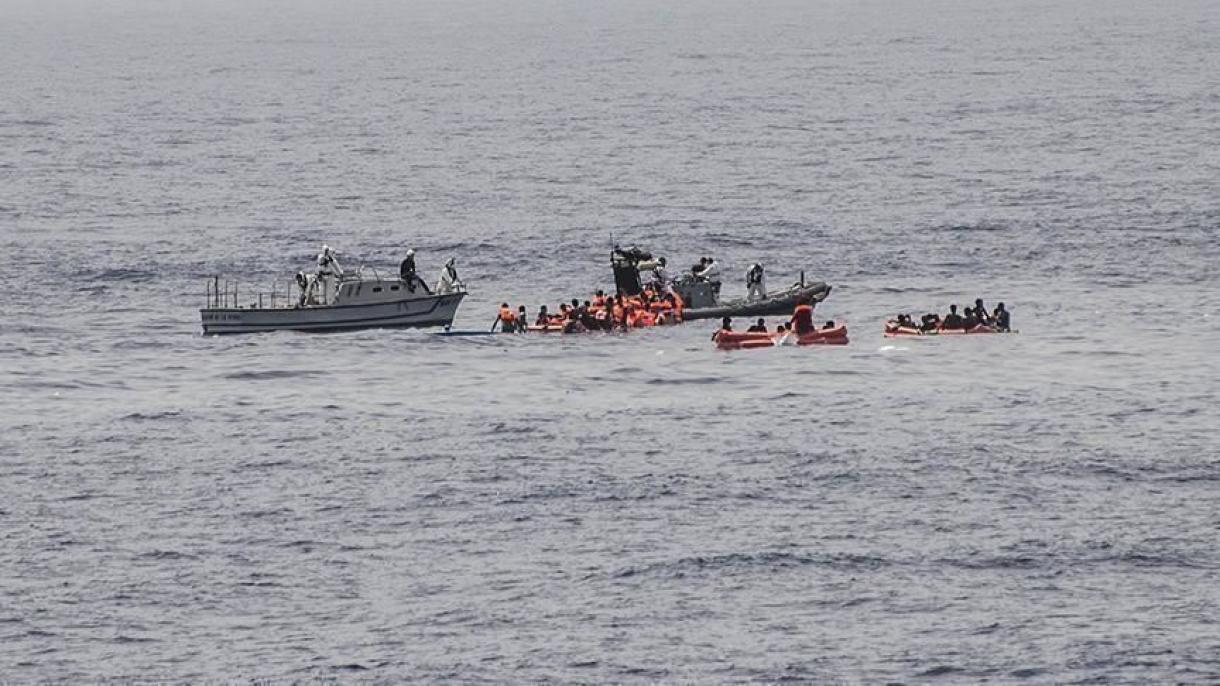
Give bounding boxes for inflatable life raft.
[714,325,849,350]
[883,322,1010,337]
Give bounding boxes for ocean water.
[2,0,1219,681]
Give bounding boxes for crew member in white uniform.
[697,257,722,299]
[316,245,343,305]
[651,257,670,293]
[745,262,766,301]
[436,257,464,294]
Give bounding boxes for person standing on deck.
[399,249,418,292]
[745,263,766,301]
[316,245,343,305]
[436,257,464,294]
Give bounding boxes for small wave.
[917,664,965,677]
[644,376,723,386]
[138,550,198,561]
[94,268,157,282]
[223,370,320,380]
[121,410,184,422]
[610,551,889,579]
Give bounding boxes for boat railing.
[205,275,302,310]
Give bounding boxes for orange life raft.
[714,325,849,350]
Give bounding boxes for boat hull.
[201,292,465,335]
[682,282,832,321]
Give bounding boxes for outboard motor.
[610,246,650,296]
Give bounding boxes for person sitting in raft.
[823,320,836,329]
[974,298,992,326]
[774,323,795,346]
[515,306,527,332]
[747,318,768,333]
[592,290,607,309]
[535,305,551,327]
[493,303,518,333]
[962,307,979,330]
[942,304,964,330]
[920,313,941,331]
[789,298,816,335]
[713,316,733,341]
[993,302,1011,332]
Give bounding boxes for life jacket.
[636,310,656,327]
[792,304,814,334]
[499,306,515,323]
[592,295,606,308]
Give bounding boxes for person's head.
[964,307,972,316]
[950,304,958,313]
[757,318,765,327]
[825,320,835,328]
[975,298,984,308]
[445,257,455,268]
[721,316,732,329]
[583,300,591,308]
[596,289,604,297]
[997,302,1006,311]
[571,298,579,308]
[518,305,526,313]
[777,323,786,332]
[500,302,509,309]
[658,257,667,267]
[407,248,415,257]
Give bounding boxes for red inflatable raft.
[714,325,849,350]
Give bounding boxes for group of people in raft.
[492,285,687,334]
[711,297,834,345]
[887,298,1012,333]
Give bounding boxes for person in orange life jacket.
[790,298,815,335]
[635,308,656,327]
[493,303,517,332]
[594,303,613,330]
[747,318,767,333]
[942,304,964,329]
[592,290,607,309]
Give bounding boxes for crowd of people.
[890,298,1011,332]
[493,286,686,334]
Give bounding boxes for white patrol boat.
[200,251,467,335]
